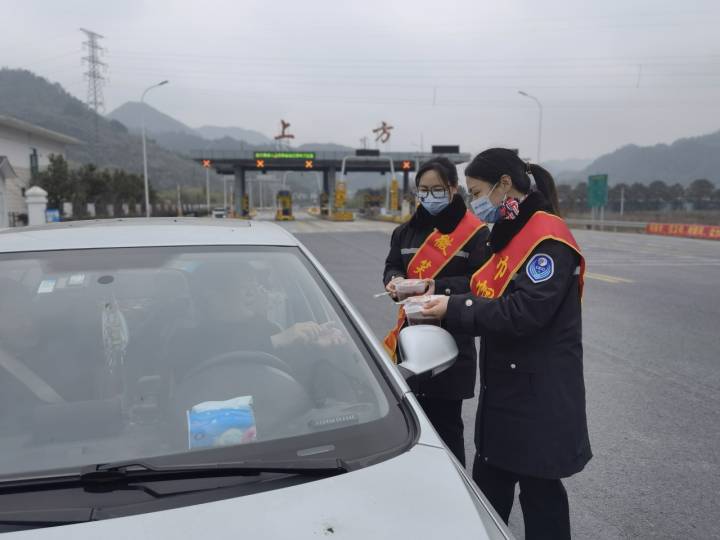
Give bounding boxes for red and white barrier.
[646,222,720,240]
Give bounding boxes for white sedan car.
[0,219,511,539]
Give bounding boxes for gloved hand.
[422,279,435,295]
[385,276,404,300]
[421,295,449,319]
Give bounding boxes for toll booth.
[191,147,469,220]
[363,193,384,215]
[275,189,294,221]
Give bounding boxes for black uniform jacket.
[383,194,489,400]
[445,191,592,478]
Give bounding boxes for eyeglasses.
[416,187,448,200]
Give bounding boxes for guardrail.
[566,218,720,240]
[566,218,647,231]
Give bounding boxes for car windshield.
[0,246,409,478]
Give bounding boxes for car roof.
[0,218,301,253]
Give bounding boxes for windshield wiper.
[0,458,348,494]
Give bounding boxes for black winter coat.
[383,195,489,400]
[445,191,592,478]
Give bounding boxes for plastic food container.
[395,279,428,300]
[403,295,443,326]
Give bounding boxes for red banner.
[646,223,720,240]
[382,211,486,362]
[470,211,585,299]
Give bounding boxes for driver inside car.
[167,261,346,379]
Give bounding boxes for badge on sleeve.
[526,253,554,283]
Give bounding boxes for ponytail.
[466,148,561,216]
[528,163,560,216]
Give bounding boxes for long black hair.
[464,148,561,215]
[415,157,459,189]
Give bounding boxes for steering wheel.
[183,350,294,381]
[173,350,313,443]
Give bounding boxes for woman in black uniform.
[422,148,591,539]
[383,157,489,465]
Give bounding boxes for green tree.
[108,170,146,215]
[668,183,686,210]
[712,188,720,210]
[608,183,628,213]
[572,182,587,210]
[647,180,670,210]
[627,182,649,211]
[686,179,715,210]
[556,184,574,213]
[32,154,73,211]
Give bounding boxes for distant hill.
[298,142,355,153]
[108,102,272,150]
[196,125,271,146]
[581,131,720,186]
[107,101,194,135]
[0,69,216,190]
[144,132,256,157]
[542,158,592,179]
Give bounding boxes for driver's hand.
[272,321,323,349]
[316,322,349,348]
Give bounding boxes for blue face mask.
[470,185,502,222]
[420,193,450,215]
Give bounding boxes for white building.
[0,115,80,226]
[0,157,18,228]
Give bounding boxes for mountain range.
[1,68,717,192]
[579,131,720,185]
[107,102,272,147]
[0,69,218,190]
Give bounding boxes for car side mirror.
[396,325,458,386]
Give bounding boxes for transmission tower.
[80,28,108,162]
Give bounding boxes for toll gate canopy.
[191,148,471,217]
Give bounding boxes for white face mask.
[420,192,450,215]
[470,184,502,222]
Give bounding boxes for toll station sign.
[254,152,316,160]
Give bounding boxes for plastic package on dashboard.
[187,395,257,449]
[395,279,428,300]
[403,295,443,326]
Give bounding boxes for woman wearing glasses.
[382,157,489,464]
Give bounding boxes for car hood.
[7,445,505,540]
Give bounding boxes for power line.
[80,28,108,162]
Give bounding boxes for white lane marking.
[589,261,720,267]
[585,272,635,284]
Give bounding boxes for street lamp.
[141,80,169,217]
[518,90,543,163]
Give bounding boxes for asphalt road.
[281,214,720,540]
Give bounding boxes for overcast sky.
[3,0,720,162]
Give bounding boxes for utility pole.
[222,178,229,215]
[176,184,182,217]
[80,28,107,163]
[620,186,625,216]
[205,166,211,215]
[518,90,543,163]
[140,80,169,217]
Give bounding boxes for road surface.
[271,212,720,539]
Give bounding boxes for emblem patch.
[526,253,554,283]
